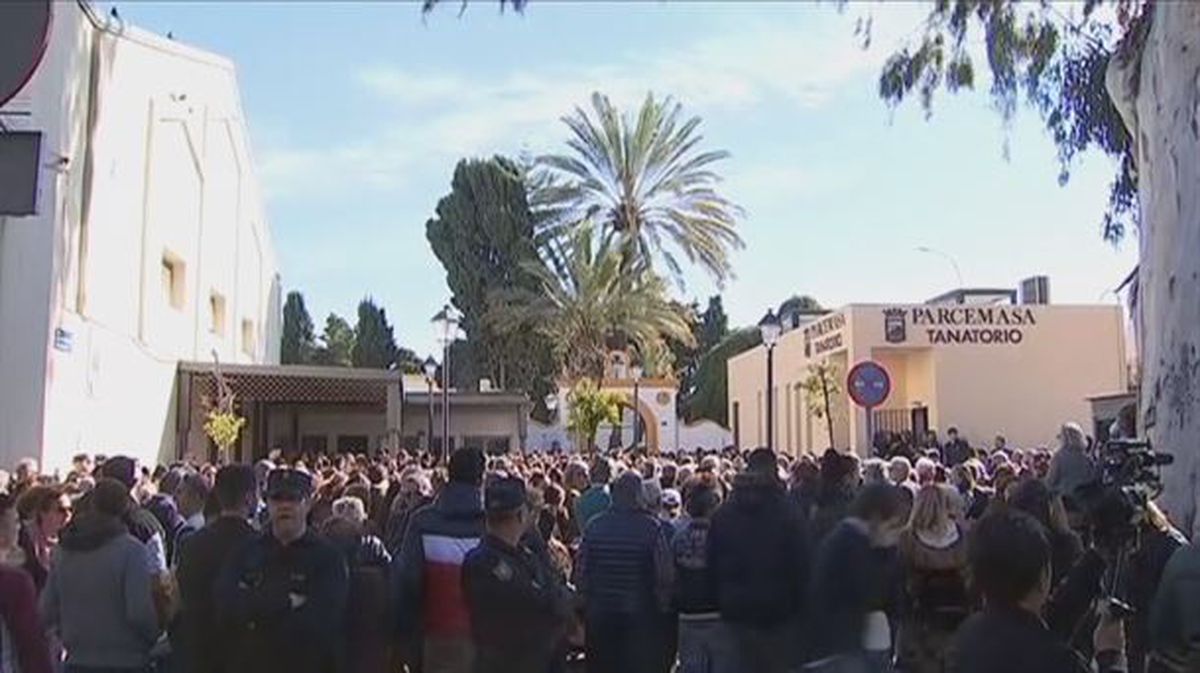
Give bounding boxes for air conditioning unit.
[1020,276,1050,305]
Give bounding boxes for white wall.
[1,3,279,472]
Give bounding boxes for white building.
[0,2,280,472]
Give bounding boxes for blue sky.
[107,1,1136,357]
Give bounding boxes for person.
[384,467,433,554]
[806,482,908,672]
[577,471,673,673]
[662,488,682,524]
[41,478,162,673]
[218,467,349,673]
[950,509,1106,673]
[1046,422,1100,508]
[575,457,613,531]
[895,484,971,673]
[1007,479,1082,587]
[173,472,210,554]
[15,484,70,592]
[672,476,733,673]
[462,476,571,673]
[11,459,39,498]
[322,496,391,673]
[1124,502,1187,673]
[96,456,172,622]
[994,435,1008,453]
[1148,538,1200,672]
[393,448,486,673]
[942,428,971,468]
[173,464,259,673]
[0,493,53,673]
[708,449,809,673]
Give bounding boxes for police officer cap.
[265,468,314,499]
[485,476,528,514]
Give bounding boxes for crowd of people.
[0,420,1196,673]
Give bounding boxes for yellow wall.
[729,303,1127,455]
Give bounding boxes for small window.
[161,252,185,310]
[209,293,226,336]
[336,435,368,454]
[300,435,328,454]
[241,319,255,356]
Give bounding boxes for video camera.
[1074,438,1173,619]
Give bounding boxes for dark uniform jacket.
[462,533,570,673]
[950,606,1088,673]
[173,516,257,673]
[217,529,350,673]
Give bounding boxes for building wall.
[729,303,1128,456]
[1,3,279,472]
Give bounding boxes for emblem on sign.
[884,308,907,344]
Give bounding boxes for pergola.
[176,362,403,462]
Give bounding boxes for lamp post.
[630,364,643,449]
[758,309,782,452]
[916,245,965,289]
[423,356,438,454]
[432,304,460,464]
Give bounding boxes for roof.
[179,362,400,405]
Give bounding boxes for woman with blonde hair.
[895,484,971,673]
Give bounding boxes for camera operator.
[1147,538,1200,672]
[951,508,1127,673]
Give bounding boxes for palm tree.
[539,92,744,287]
[487,222,694,381]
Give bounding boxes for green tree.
[671,296,728,417]
[488,222,694,382]
[352,298,399,369]
[426,156,557,395]
[313,313,354,367]
[802,361,842,452]
[566,379,624,453]
[539,92,744,287]
[281,291,316,365]
[687,327,762,426]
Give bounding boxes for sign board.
[53,327,73,352]
[847,360,890,408]
[803,312,846,358]
[0,1,52,109]
[882,306,1037,346]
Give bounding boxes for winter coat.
[707,473,809,628]
[577,502,673,617]
[391,481,484,640]
[173,516,257,673]
[40,512,161,669]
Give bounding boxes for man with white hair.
[1046,421,1099,503]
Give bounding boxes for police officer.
[463,476,571,673]
[218,468,349,673]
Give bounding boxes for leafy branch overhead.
[876,0,1148,243]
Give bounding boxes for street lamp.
[423,356,438,454]
[630,364,644,448]
[758,309,782,452]
[544,392,559,420]
[432,304,460,464]
[916,246,965,289]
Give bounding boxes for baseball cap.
[265,468,314,499]
[484,476,528,514]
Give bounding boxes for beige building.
[728,296,1128,455]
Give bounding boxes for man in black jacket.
[951,509,1117,673]
[577,471,674,673]
[173,464,258,673]
[218,468,349,673]
[707,449,809,673]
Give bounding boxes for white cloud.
[258,4,930,198]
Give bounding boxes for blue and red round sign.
[847,360,891,408]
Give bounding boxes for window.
[300,435,328,454]
[241,319,255,356]
[161,252,185,310]
[209,292,226,336]
[337,435,368,454]
[731,402,740,448]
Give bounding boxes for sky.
[104,1,1137,358]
